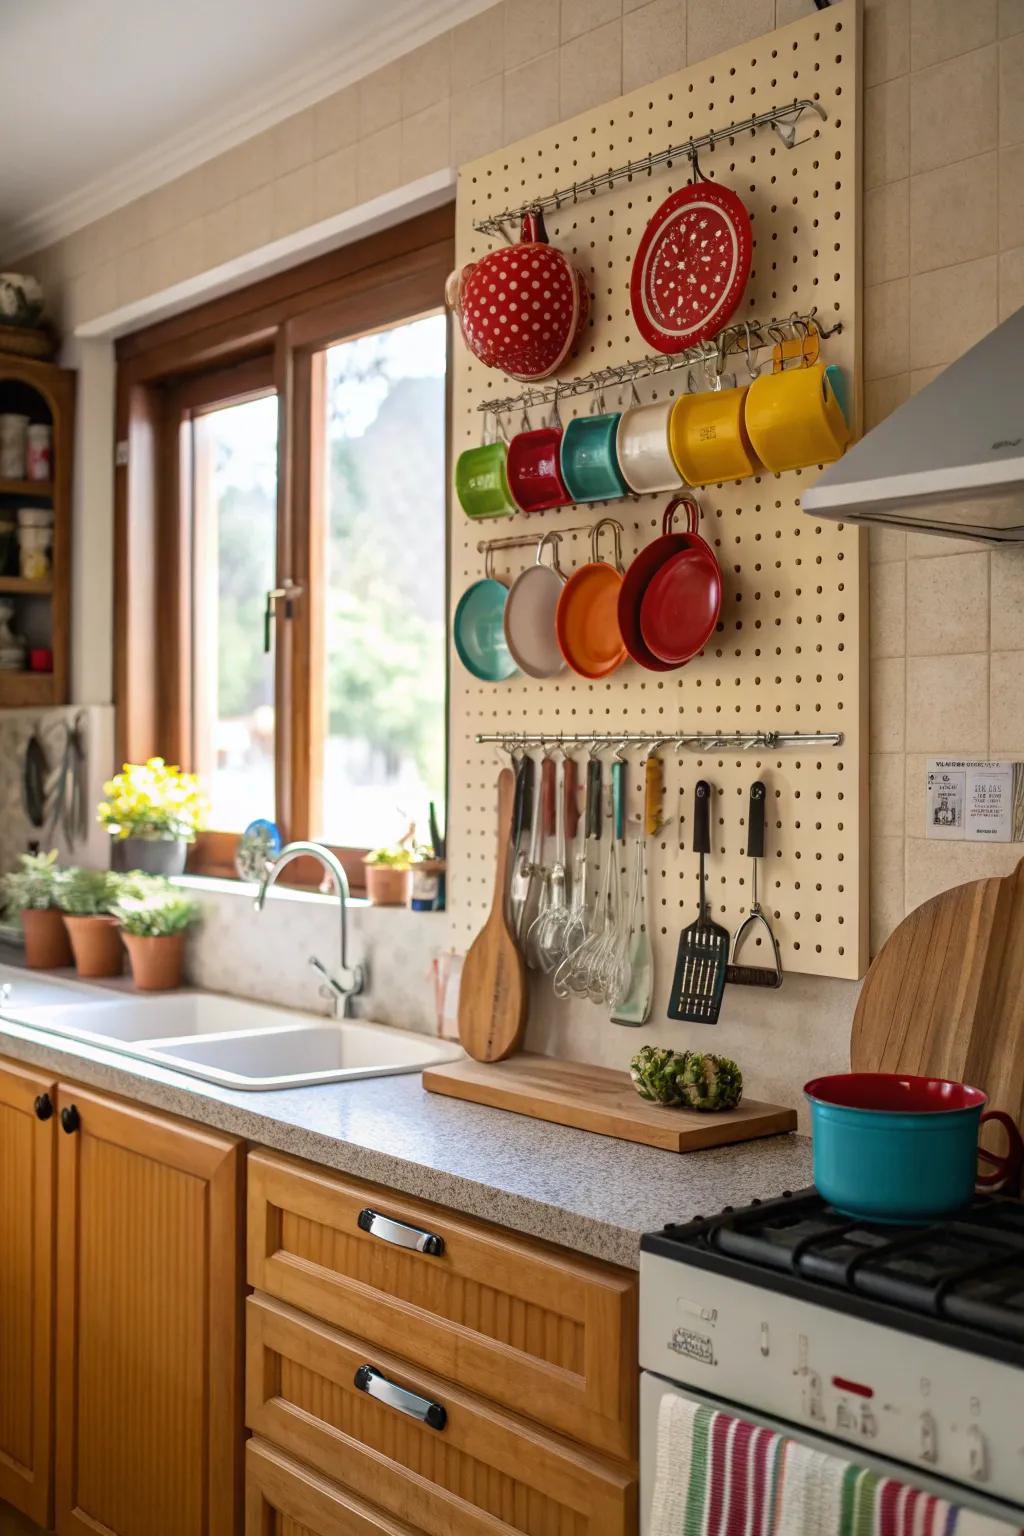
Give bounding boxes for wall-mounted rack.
[476,730,844,752]
[476,528,593,554]
[476,309,842,418]
[473,99,827,237]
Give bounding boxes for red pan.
[631,180,752,353]
[639,533,721,666]
[617,496,702,672]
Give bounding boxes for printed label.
[669,1326,715,1365]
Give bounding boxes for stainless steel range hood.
[803,304,1024,543]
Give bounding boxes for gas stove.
[640,1189,1024,1515]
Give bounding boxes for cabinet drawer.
[248,1150,636,1460]
[247,1295,636,1536]
[246,1437,418,1536]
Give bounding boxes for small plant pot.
[110,836,188,876]
[21,907,73,969]
[122,931,187,992]
[364,864,413,907]
[63,914,124,978]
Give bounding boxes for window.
[115,207,454,887]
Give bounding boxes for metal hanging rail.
[472,99,827,238]
[476,527,594,554]
[476,308,841,418]
[476,729,844,752]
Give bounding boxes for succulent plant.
[1,850,63,914]
[629,1045,692,1106]
[57,868,122,917]
[677,1052,744,1112]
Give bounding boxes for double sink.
[0,964,461,1090]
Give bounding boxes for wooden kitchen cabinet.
[0,1061,56,1529]
[245,1438,421,1536]
[53,1083,243,1536]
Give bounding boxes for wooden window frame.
[114,204,455,888]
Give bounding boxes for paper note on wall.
[926,760,1024,842]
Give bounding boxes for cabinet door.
[246,1438,420,1536]
[54,1084,243,1536]
[0,1059,56,1529]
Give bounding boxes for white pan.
[503,531,567,679]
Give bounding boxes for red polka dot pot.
[446,209,590,383]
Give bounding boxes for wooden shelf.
[0,576,52,596]
[0,671,57,708]
[0,478,52,499]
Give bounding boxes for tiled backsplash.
[0,705,114,875]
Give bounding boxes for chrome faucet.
[254,840,365,1017]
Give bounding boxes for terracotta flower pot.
[21,906,72,969]
[122,931,186,992]
[63,914,124,978]
[364,864,413,907]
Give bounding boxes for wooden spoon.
[458,767,527,1062]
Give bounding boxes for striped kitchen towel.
[650,1392,1023,1536]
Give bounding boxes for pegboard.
[447,1,866,986]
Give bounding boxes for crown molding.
[2,0,492,265]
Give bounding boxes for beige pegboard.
[447,0,866,983]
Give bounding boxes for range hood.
[803,304,1024,543]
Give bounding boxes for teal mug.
[560,412,628,503]
[455,440,517,519]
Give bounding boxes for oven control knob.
[860,1404,877,1439]
[966,1424,988,1482]
[919,1411,938,1464]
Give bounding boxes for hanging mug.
[507,400,570,514]
[455,413,518,520]
[560,394,629,504]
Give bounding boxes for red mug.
[507,427,570,514]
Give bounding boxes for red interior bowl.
[804,1072,987,1114]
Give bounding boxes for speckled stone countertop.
[0,1009,813,1270]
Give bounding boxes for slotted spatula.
[667,779,729,1025]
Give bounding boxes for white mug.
[615,400,683,495]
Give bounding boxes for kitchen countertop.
[0,1004,814,1270]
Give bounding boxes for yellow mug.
[668,385,760,487]
[744,362,850,473]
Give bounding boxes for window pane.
[318,312,447,850]
[191,394,278,832]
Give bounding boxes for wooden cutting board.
[851,856,1024,1124]
[423,1054,796,1152]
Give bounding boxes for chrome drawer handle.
[354,1365,447,1431]
[357,1207,444,1257]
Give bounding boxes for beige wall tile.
[115,246,145,307]
[864,277,910,379]
[776,0,808,25]
[66,261,117,329]
[687,0,773,62]
[358,59,403,137]
[990,650,1024,749]
[219,134,274,201]
[865,180,909,285]
[356,121,403,203]
[909,46,997,174]
[562,0,621,44]
[623,0,686,94]
[870,526,908,564]
[871,753,906,839]
[202,201,240,269]
[313,87,358,158]
[906,652,988,751]
[271,165,313,240]
[560,19,622,120]
[865,76,909,192]
[504,49,560,142]
[906,551,989,655]
[401,35,452,118]
[401,100,453,183]
[870,560,906,658]
[903,752,929,839]
[452,80,506,164]
[503,0,560,69]
[452,6,505,83]
[906,530,985,557]
[864,372,910,431]
[864,0,910,86]
[910,0,996,70]
[999,143,1024,248]
[235,185,272,252]
[268,111,315,179]
[1001,0,1024,34]
[990,548,1024,649]
[908,363,944,394]
[999,244,1024,316]
[870,834,906,954]
[870,656,906,752]
[906,836,1022,910]
[1000,32,1024,142]
[312,148,357,223]
[909,255,997,369]
[909,152,997,274]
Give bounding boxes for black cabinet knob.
[60,1104,80,1135]
[34,1093,53,1121]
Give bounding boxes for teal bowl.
[804,1072,988,1223]
[453,579,517,681]
[561,413,628,503]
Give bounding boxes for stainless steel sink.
[0,965,462,1089]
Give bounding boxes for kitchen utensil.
[630,178,752,354]
[453,555,517,681]
[667,779,729,1025]
[509,752,535,939]
[850,856,1024,1137]
[555,518,627,679]
[615,399,683,495]
[458,766,527,1062]
[507,422,570,513]
[503,532,567,679]
[529,755,572,972]
[639,534,721,667]
[47,711,88,851]
[555,758,595,986]
[591,758,628,1003]
[617,496,703,672]
[557,778,612,999]
[446,208,590,382]
[559,411,629,503]
[522,754,556,964]
[726,780,783,988]
[22,723,47,828]
[668,383,759,486]
[455,439,517,520]
[804,1072,999,1223]
[610,752,662,1025]
[745,360,850,472]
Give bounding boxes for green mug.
[455,441,517,519]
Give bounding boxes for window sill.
[170,872,446,917]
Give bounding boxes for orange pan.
[555,518,627,680]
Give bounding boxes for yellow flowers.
[97,757,210,844]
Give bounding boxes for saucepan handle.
[662,495,700,538]
[975,1109,1024,1193]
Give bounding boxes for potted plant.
[0,850,72,968]
[58,868,124,977]
[363,847,415,907]
[98,757,210,876]
[115,880,200,992]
